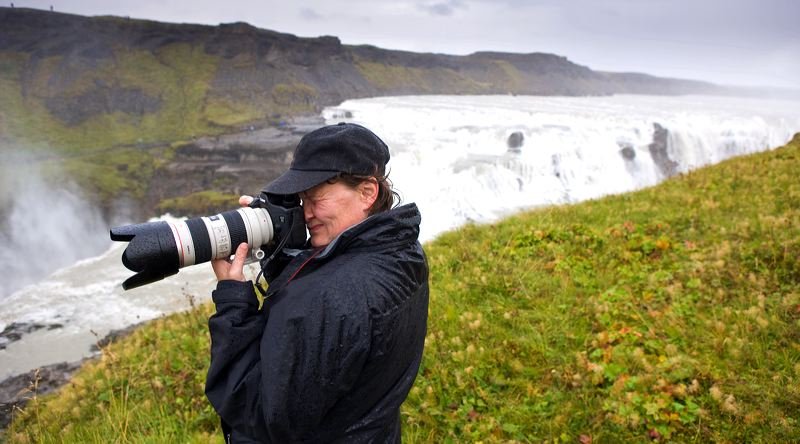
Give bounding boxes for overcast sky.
[12,0,800,89]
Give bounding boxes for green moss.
[0,45,323,205]
[1,43,224,152]
[491,60,524,92]
[156,190,239,217]
[44,147,160,203]
[270,82,318,113]
[203,97,263,127]
[354,59,485,94]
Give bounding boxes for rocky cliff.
[0,7,725,217]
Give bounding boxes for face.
[299,180,377,247]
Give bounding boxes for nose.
[303,201,313,222]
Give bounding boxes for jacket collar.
[315,203,421,260]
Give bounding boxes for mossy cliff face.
[0,7,724,217]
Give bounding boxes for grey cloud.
[299,7,323,20]
[417,0,467,16]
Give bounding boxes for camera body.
[110,193,307,290]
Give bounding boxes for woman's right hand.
[211,242,249,282]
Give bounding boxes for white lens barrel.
[167,220,196,268]
[238,207,274,250]
[166,207,275,268]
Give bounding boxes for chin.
[309,237,327,248]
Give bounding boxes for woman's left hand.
[211,242,249,282]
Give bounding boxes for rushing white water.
[324,95,799,240]
[0,172,110,298]
[0,94,798,379]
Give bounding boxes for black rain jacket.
[205,203,429,443]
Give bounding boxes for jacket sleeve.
[205,280,266,435]
[205,280,372,441]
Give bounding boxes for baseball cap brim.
[262,169,340,195]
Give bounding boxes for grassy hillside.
[6,134,799,442]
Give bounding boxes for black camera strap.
[253,228,294,297]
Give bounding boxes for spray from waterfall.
[0,160,110,298]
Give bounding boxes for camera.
[110,193,307,290]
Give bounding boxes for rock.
[648,123,679,178]
[44,84,162,126]
[507,131,524,152]
[145,114,325,217]
[90,322,143,352]
[331,110,353,119]
[618,142,636,160]
[0,361,82,431]
[0,322,63,351]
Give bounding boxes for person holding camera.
[205,123,430,443]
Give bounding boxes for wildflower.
[587,362,603,375]
[671,383,687,398]
[722,394,739,414]
[709,385,723,401]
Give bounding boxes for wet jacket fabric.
[205,203,429,443]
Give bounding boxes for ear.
[358,178,379,211]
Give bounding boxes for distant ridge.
[0,7,757,218]
[0,6,726,132]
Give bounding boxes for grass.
[6,134,800,442]
[6,296,219,443]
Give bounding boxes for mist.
[0,161,110,298]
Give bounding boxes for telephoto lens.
[111,194,306,290]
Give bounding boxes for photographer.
[205,123,429,443]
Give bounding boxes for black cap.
[263,122,390,194]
